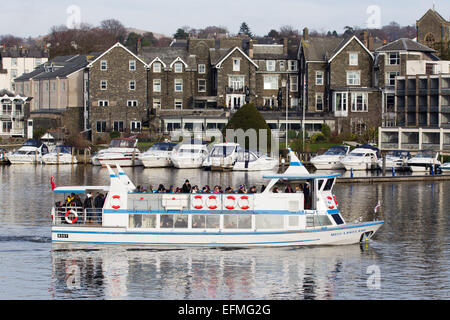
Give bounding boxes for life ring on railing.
[206,195,218,209]
[225,195,236,210]
[193,195,203,209]
[111,195,121,209]
[238,195,250,210]
[326,196,335,210]
[333,195,338,206]
[51,207,55,221]
[65,209,78,224]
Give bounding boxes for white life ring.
[65,209,78,224]
[326,196,335,210]
[238,195,250,210]
[225,195,236,210]
[206,195,218,209]
[193,195,203,209]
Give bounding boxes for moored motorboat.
[377,150,411,170]
[50,149,384,247]
[406,150,441,172]
[311,145,350,170]
[202,142,241,171]
[340,145,380,171]
[170,140,209,169]
[42,145,77,164]
[140,142,177,168]
[7,139,49,164]
[441,162,450,172]
[96,138,142,167]
[232,149,279,171]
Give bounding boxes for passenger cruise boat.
[170,140,209,169]
[94,138,142,167]
[50,150,384,246]
[42,145,77,165]
[406,150,441,172]
[7,139,49,164]
[340,145,380,171]
[310,145,350,170]
[140,142,177,168]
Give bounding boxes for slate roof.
[301,37,345,61]
[375,38,436,53]
[0,47,49,58]
[141,47,196,67]
[14,53,101,81]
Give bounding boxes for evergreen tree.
[239,22,253,38]
[173,28,189,40]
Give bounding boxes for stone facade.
[88,43,148,142]
[416,9,450,48]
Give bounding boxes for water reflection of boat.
[50,149,383,247]
[50,244,375,299]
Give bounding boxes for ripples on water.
[0,165,450,299]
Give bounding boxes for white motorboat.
[140,142,177,168]
[96,138,142,167]
[7,139,49,164]
[170,140,209,169]
[202,142,241,171]
[441,162,450,172]
[310,145,350,170]
[406,150,441,172]
[340,146,379,171]
[42,145,77,165]
[233,149,279,171]
[377,150,411,170]
[50,149,384,247]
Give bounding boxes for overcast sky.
[2,0,450,38]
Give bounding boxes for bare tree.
[100,19,127,43]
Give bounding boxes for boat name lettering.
[57,233,69,238]
[330,228,366,237]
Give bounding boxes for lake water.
[0,164,449,300]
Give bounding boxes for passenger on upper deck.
[157,184,166,193]
[182,180,191,193]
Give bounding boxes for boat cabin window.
[160,214,188,228]
[211,146,236,157]
[192,214,220,229]
[330,214,344,225]
[224,214,252,229]
[110,139,135,148]
[236,151,257,162]
[323,178,334,191]
[306,214,333,228]
[129,214,156,228]
[255,215,284,229]
[324,147,347,155]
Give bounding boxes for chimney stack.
[303,27,309,41]
[368,35,374,51]
[363,31,368,47]
[248,39,254,58]
[283,38,288,55]
[136,37,142,56]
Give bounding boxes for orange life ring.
[326,196,335,210]
[193,195,203,209]
[225,195,236,210]
[207,195,218,209]
[65,209,78,224]
[238,195,250,210]
[112,195,121,209]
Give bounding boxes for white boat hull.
[7,155,42,164]
[43,154,77,164]
[311,161,344,170]
[171,157,205,169]
[233,159,279,171]
[408,164,431,172]
[342,162,376,171]
[141,157,172,168]
[51,221,383,247]
[98,158,142,167]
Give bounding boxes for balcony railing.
[225,86,245,94]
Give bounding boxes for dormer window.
[153,62,161,73]
[174,62,183,73]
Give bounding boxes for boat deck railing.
[53,206,102,225]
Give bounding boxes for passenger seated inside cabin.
[303,182,311,209]
[285,184,294,193]
[174,215,188,228]
[295,185,302,193]
[273,187,279,193]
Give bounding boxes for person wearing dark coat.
[182,180,192,193]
